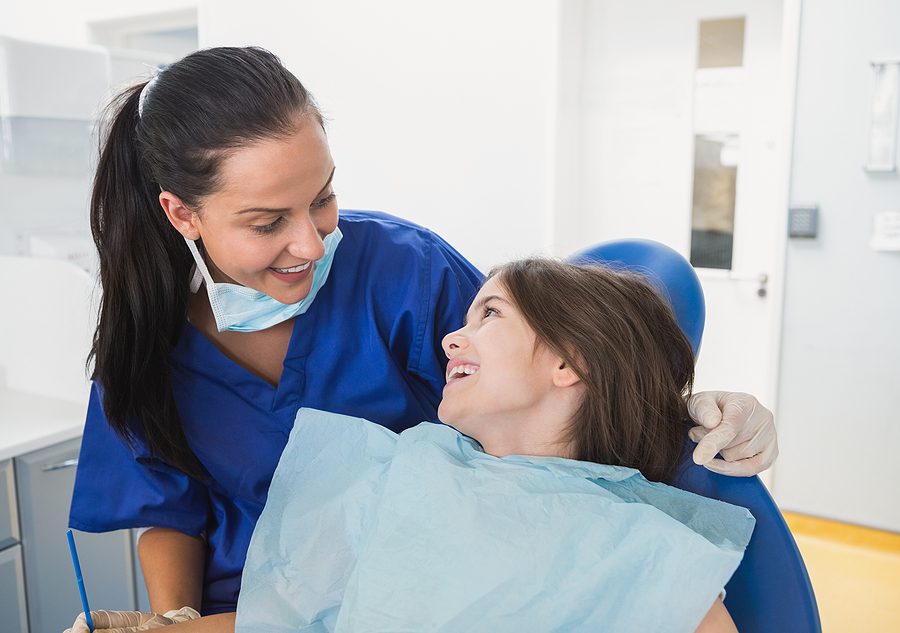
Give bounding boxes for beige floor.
[783,512,900,633]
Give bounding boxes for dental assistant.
[68,46,778,619]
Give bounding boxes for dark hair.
[88,47,323,476]
[490,258,695,483]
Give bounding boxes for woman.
[68,45,776,621]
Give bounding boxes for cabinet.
[0,458,20,549]
[0,459,27,633]
[0,544,28,633]
[15,438,136,633]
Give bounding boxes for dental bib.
[237,409,755,633]
[185,227,342,332]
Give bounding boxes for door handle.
[728,272,769,298]
[41,458,78,472]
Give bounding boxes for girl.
[240,259,750,632]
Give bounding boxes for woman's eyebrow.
[463,295,510,325]
[236,166,336,215]
[315,165,336,198]
[236,206,291,215]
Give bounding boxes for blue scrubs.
[68,211,484,614]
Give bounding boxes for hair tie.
[138,64,169,118]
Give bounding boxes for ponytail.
[88,84,202,477]
[87,47,322,477]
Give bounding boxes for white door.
[556,0,798,452]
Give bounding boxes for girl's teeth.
[449,365,479,380]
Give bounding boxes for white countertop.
[0,386,86,462]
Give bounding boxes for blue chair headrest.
[567,239,706,355]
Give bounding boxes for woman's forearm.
[160,612,235,632]
[695,598,738,633]
[137,527,206,613]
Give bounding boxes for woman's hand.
[63,607,200,633]
[688,391,778,476]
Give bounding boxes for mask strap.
[184,238,213,293]
[189,265,204,294]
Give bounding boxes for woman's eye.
[251,216,285,235]
[483,306,499,319]
[312,192,337,209]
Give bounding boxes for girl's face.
[438,277,578,456]
[162,116,339,305]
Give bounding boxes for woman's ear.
[552,360,582,388]
[159,191,201,240]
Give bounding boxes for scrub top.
[68,210,484,615]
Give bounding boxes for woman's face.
[166,116,339,305]
[438,277,572,455]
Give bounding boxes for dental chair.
[569,239,821,633]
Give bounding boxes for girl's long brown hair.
[491,258,695,482]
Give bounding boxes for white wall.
[1,0,196,48]
[200,0,562,272]
[775,0,900,531]
[573,0,696,254]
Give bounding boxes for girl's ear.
[552,360,582,388]
[159,191,202,240]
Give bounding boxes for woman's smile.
[268,261,313,284]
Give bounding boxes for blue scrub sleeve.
[68,382,210,537]
[408,233,483,399]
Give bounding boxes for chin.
[270,285,312,305]
[437,401,451,425]
[437,401,463,429]
[276,292,306,305]
[438,404,477,439]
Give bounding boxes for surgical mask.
[185,227,343,333]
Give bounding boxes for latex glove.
[64,607,200,633]
[687,391,778,477]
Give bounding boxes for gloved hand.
[687,391,778,477]
[63,607,200,633]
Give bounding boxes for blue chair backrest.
[568,239,821,633]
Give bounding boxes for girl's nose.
[441,329,468,357]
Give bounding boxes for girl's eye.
[312,192,337,209]
[483,306,499,319]
[251,216,286,235]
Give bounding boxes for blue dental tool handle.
[66,529,94,632]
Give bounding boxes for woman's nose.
[287,218,326,261]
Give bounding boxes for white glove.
[687,391,778,477]
[64,607,200,633]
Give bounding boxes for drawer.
[0,544,28,633]
[17,439,136,632]
[0,459,20,550]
